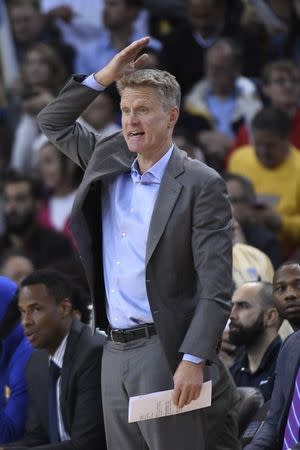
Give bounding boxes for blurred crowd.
[2,0,300,275]
[1,0,300,448]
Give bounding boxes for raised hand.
[94,36,150,87]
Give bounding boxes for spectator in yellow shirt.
[227,106,300,256]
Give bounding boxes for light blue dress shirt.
[206,92,236,138]
[82,76,203,365]
[102,148,172,328]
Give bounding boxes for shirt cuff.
[82,74,105,92]
[183,354,205,364]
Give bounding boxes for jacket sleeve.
[37,77,104,171]
[4,345,106,450]
[244,337,293,450]
[15,398,49,448]
[179,175,233,362]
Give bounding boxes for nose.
[22,311,33,328]
[284,285,297,301]
[230,304,238,321]
[126,111,139,126]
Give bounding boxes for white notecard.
[128,380,212,423]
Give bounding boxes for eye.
[239,303,249,309]
[274,285,284,293]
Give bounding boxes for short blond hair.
[117,69,181,110]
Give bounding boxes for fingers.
[119,36,150,63]
[173,383,201,409]
[95,36,150,85]
[172,360,204,409]
[172,384,181,407]
[134,53,150,69]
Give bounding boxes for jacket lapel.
[71,132,133,219]
[146,147,184,265]
[60,321,83,431]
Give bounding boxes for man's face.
[206,49,236,96]
[120,86,178,158]
[187,0,224,38]
[3,182,36,235]
[226,179,252,224]
[229,283,266,346]
[39,144,64,191]
[252,129,289,169]
[22,49,52,88]
[18,283,71,354]
[103,0,136,29]
[10,5,42,44]
[263,69,298,110]
[273,264,300,329]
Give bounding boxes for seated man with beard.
[229,281,282,401]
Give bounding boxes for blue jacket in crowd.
[0,277,33,443]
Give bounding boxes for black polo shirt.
[230,335,282,401]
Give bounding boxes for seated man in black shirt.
[229,281,282,401]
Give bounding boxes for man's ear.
[168,106,180,129]
[60,298,72,318]
[264,307,279,327]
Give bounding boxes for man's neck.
[136,140,173,174]
[212,88,235,100]
[48,324,71,357]
[246,331,278,374]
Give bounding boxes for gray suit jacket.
[37,76,233,373]
[246,331,300,450]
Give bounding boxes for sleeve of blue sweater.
[0,338,33,444]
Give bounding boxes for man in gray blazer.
[37,37,233,450]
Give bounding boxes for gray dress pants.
[101,334,205,450]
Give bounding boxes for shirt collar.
[131,145,174,184]
[49,333,69,369]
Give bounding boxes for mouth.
[284,304,300,314]
[229,324,241,333]
[128,131,145,138]
[25,331,38,342]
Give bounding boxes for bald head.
[229,281,280,346]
